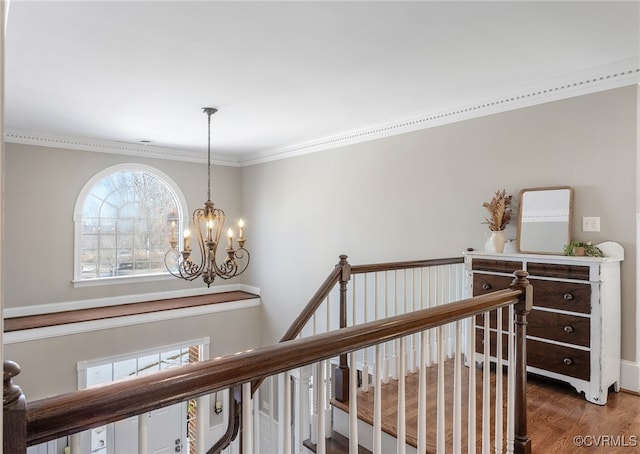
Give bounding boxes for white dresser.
[465,250,622,405]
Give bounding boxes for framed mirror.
[517,186,573,254]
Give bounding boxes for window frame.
[72,163,188,287]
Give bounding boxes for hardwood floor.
[332,361,640,453]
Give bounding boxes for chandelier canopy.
[165,107,250,287]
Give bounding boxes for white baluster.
[506,304,516,454]
[383,272,390,383]
[469,315,477,454]
[363,274,370,392]
[482,312,491,454]
[425,269,433,365]
[300,368,311,453]
[242,382,253,454]
[311,363,318,445]
[317,361,326,454]
[453,320,462,453]
[393,270,400,380]
[283,371,292,454]
[326,293,331,334]
[138,413,148,454]
[349,350,359,454]
[411,269,418,373]
[397,337,407,454]
[417,330,428,454]
[270,376,276,454]
[374,344,383,454]
[495,307,504,454]
[69,433,81,454]
[437,326,445,453]
[197,396,206,454]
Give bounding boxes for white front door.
[110,402,186,454]
[148,402,187,453]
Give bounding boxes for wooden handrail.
[278,258,344,343]
[23,287,523,447]
[350,256,464,274]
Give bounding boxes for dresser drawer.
[527,262,590,280]
[528,338,590,381]
[475,330,591,381]
[472,259,523,274]
[527,309,590,347]
[472,274,514,296]
[529,279,591,314]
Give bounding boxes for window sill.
[72,272,175,288]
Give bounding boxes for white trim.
[3,130,242,166]
[5,59,639,168]
[72,271,178,288]
[77,336,211,373]
[4,297,260,344]
[4,282,260,318]
[620,359,640,393]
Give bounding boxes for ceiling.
[4,1,640,165]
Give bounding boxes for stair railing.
[3,274,531,453]
[4,255,531,454]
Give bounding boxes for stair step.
[302,431,372,454]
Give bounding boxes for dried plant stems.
[482,189,512,231]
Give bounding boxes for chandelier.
[165,107,250,287]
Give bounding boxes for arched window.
[73,164,187,285]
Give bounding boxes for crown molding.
[241,58,640,166]
[5,59,638,168]
[3,131,243,167]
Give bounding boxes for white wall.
[241,86,638,365]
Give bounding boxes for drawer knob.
[563,325,574,333]
[482,283,492,290]
[563,357,573,366]
[563,293,574,301]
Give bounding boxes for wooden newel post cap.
[3,360,24,407]
[511,270,533,312]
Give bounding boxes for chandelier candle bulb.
[183,229,191,250]
[207,219,214,242]
[238,220,244,240]
[227,228,233,249]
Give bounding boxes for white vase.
[485,230,507,253]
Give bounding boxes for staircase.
[303,359,501,453]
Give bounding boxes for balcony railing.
[4,255,532,454]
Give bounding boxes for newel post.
[510,271,533,454]
[334,254,351,403]
[4,360,27,454]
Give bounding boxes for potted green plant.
[563,241,604,257]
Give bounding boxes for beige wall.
[4,144,246,307]
[3,144,260,399]
[242,86,638,362]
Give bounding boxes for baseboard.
[620,359,640,393]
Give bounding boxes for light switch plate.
[582,216,600,232]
